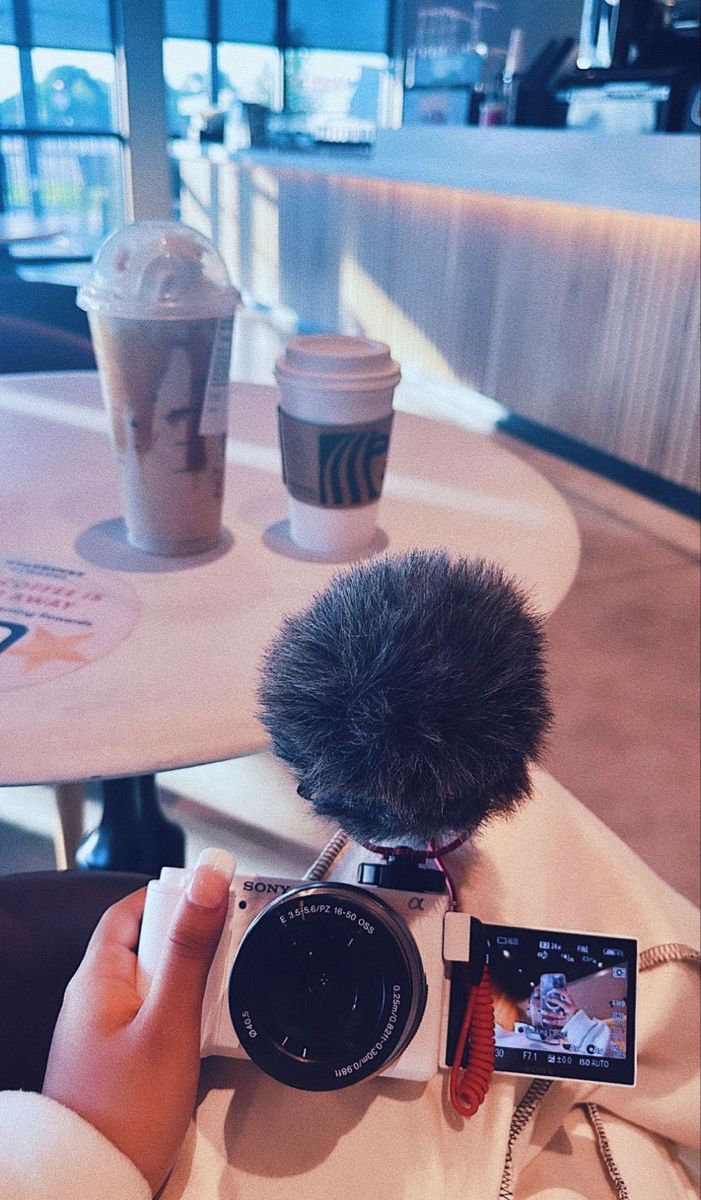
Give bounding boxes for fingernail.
[187,848,235,909]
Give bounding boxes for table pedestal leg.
[53,782,85,869]
[75,775,185,875]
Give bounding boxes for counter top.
[198,126,699,222]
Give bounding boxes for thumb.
[144,848,235,1026]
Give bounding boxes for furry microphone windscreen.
[258,549,552,846]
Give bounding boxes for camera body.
[137,861,475,1090]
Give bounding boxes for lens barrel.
[228,882,427,1091]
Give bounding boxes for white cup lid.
[77,220,240,320]
[275,334,401,392]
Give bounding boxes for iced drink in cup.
[274,335,401,556]
[77,220,240,556]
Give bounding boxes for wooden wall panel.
[199,160,700,491]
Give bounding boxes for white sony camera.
[137,857,479,1091]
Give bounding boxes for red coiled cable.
[449,966,495,1117]
[353,837,495,1117]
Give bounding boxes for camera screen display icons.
[483,921,637,1086]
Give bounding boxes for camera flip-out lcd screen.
[483,922,637,1086]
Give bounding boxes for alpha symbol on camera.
[408,896,425,910]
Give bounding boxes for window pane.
[217,43,281,108]
[163,38,211,137]
[37,135,124,253]
[32,49,117,131]
[29,0,112,51]
[0,1,14,43]
[1,135,31,208]
[1,133,124,257]
[288,0,389,52]
[0,45,23,126]
[165,0,208,40]
[219,0,277,47]
[285,49,388,119]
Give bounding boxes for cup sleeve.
[278,407,394,508]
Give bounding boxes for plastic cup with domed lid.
[77,220,240,556]
[274,334,401,556]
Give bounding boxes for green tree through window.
[35,66,112,129]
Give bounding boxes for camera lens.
[228,883,427,1090]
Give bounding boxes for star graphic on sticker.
[6,625,93,672]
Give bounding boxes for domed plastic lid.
[275,334,400,392]
[77,220,240,319]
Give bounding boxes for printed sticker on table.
[0,558,140,692]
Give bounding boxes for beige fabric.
[160,769,698,1200]
[514,1106,697,1200]
[0,1090,151,1200]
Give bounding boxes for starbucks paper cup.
[274,335,401,556]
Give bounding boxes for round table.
[0,370,579,787]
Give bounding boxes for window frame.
[164,0,397,121]
[2,0,172,262]
[0,0,127,262]
[3,0,125,142]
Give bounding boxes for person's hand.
[546,988,578,1026]
[42,849,235,1194]
[529,984,578,1031]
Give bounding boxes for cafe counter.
[179,129,700,495]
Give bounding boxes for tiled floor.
[1,357,699,905]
